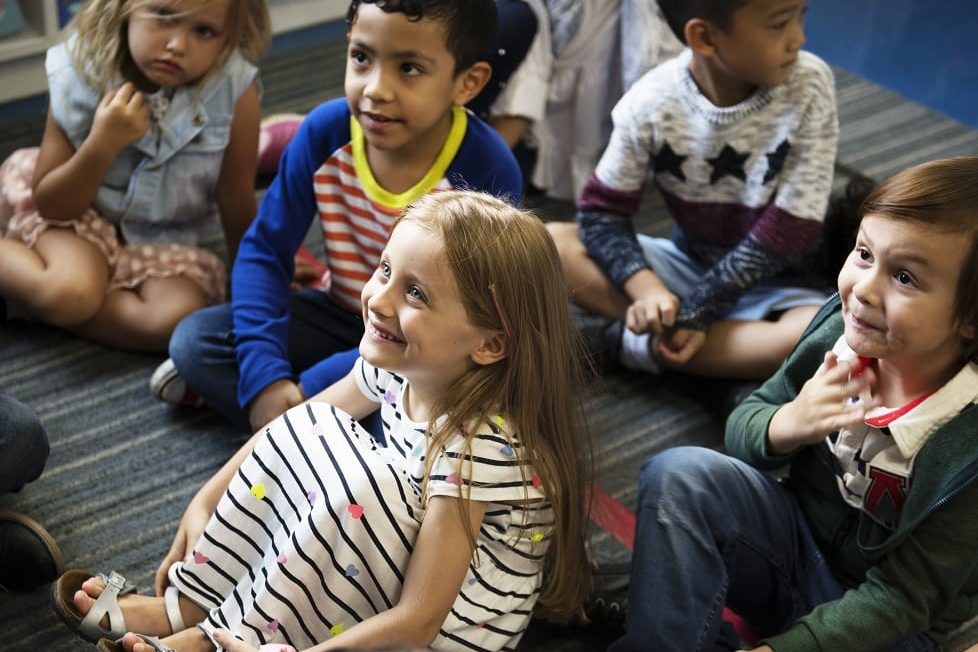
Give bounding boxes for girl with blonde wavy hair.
[54,190,592,652]
[0,0,270,351]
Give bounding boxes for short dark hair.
[656,0,753,44]
[862,157,978,362]
[346,0,498,74]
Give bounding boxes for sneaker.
[0,511,64,592]
[150,358,205,407]
[583,562,630,633]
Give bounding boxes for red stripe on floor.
[587,482,636,551]
[586,481,755,643]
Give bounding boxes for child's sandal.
[52,569,186,644]
[95,633,176,652]
[51,569,136,642]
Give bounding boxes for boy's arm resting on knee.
[216,82,261,264]
[676,236,792,332]
[247,379,305,433]
[577,208,651,288]
[302,496,486,650]
[232,102,349,409]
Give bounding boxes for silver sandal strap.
[78,571,128,640]
[163,586,186,633]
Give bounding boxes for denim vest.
[45,39,258,246]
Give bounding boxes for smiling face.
[360,219,499,405]
[708,0,807,91]
[838,214,972,381]
[344,4,476,158]
[126,0,231,90]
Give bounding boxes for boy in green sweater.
[612,156,978,652]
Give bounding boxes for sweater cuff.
[761,623,820,652]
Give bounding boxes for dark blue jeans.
[169,289,364,431]
[608,447,937,652]
[0,391,49,494]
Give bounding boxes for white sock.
[618,327,660,374]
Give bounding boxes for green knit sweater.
[726,295,978,652]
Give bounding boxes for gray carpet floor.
[2,24,978,652]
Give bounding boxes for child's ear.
[959,320,976,342]
[452,61,492,106]
[685,18,718,57]
[471,330,508,366]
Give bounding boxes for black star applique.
[706,144,749,184]
[763,138,791,183]
[653,142,687,181]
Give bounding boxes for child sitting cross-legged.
[54,192,591,652]
[154,0,522,434]
[548,0,841,382]
[613,157,978,652]
[0,0,271,351]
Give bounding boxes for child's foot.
[609,321,662,374]
[74,575,173,638]
[113,628,213,652]
[150,359,205,407]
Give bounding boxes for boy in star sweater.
[549,0,837,381]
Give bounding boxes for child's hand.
[154,489,213,595]
[767,351,878,456]
[90,82,151,154]
[248,379,305,433]
[625,286,680,336]
[210,630,260,652]
[657,327,707,365]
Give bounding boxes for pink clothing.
[0,148,226,305]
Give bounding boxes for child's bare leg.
[663,305,821,379]
[546,222,630,318]
[72,575,209,644]
[0,229,108,325]
[69,276,207,352]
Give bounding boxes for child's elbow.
[408,618,443,647]
[393,606,445,647]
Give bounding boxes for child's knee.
[638,447,734,504]
[33,279,104,326]
[169,304,229,373]
[546,221,584,260]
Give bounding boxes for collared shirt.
[826,336,978,528]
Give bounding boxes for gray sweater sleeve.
[676,236,791,332]
[577,208,652,288]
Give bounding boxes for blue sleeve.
[448,113,523,205]
[297,348,361,399]
[232,98,351,409]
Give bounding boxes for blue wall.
[805,0,977,129]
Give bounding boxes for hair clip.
[488,283,511,340]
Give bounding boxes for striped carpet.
[2,30,978,652]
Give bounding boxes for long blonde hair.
[68,0,271,93]
[401,191,592,622]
